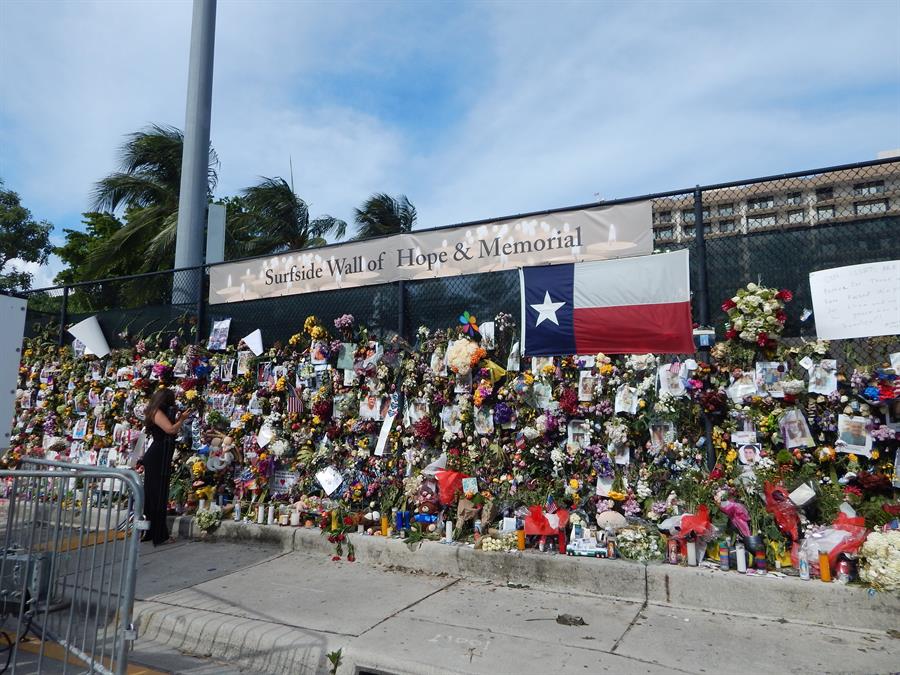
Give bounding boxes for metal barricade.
[0,458,144,674]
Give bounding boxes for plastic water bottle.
[799,549,810,580]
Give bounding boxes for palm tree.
[229,177,346,257]
[88,124,218,274]
[352,193,416,240]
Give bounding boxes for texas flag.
[520,249,694,356]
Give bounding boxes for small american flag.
[545,494,558,514]
[286,386,303,414]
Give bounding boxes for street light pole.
[173,0,217,306]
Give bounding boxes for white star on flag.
[530,290,565,327]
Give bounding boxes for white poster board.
[809,260,900,340]
[0,295,28,451]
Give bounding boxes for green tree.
[229,177,346,256]
[0,180,53,292]
[87,124,218,275]
[352,193,416,240]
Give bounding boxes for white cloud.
[1,0,898,284]
[6,256,63,291]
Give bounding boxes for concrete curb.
[168,516,899,632]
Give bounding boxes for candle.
[330,510,339,532]
[516,529,526,551]
[719,543,730,571]
[380,515,389,536]
[445,521,453,542]
[736,543,747,573]
[256,505,265,524]
[395,509,403,533]
[278,514,289,526]
[357,523,364,534]
[818,551,831,582]
[199,499,207,512]
[267,504,275,525]
[558,528,567,554]
[234,501,241,521]
[754,551,767,572]
[686,541,698,566]
[290,510,300,527]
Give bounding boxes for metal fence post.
[692,187,717,470]
[693,187,711,327]
[397,280,406,339]
[58,285,70,346]
[196,266,206,343]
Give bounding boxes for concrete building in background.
[652,158,900,243]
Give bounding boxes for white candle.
[736,544,747,573]
[686,541,698,566]
[267,504,275,525]
[234,502,241,521]
[290,510,300,527]
[199,499,207,512]
[257,505,265,524]
[445,521,453,542]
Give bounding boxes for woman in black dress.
[142,388,192,545]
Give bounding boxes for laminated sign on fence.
[208,201,652,303]
[809,260,900,340]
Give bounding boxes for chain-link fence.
[20,158,900,362]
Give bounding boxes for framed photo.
[454,371,473,394]
[337,343,355,370]
[727,370,758,403]
[738,443,762,465]
[779,408,814,449]
[615,385,638,415]
[657,363,686,398]
[649,420,674,452]
[405,398,429,426]
[474,407,494,435]
[343,369,357,387]
[808,359,837,395]
[72,418,88,440]
[221,358,235,382]
[755,361,786,398]
[533,382,553,409]
[836,414,873,457]
[236,351,253,376]
[207,318,231,351]
[567,419,591,448]
[578,371,597,402]
[430,347,448,376]
[440,405,462,434]
[532,356,554,374]
[885,399,900,431]
[173,357,188,378]
[609,441,630,465]
[359,394,384,421]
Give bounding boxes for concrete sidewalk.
[169,516,900,632]
[130,537,900,675]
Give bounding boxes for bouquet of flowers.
[447,338,485,376]
[858,530,900,592]
[722,283,792,348]
[615,525,663,562]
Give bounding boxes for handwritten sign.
[270,470,300,496]
[809,261,900,340]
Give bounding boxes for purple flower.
[494,402,514,425]
[623,497,641,516]
[334,314,355,330]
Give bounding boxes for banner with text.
[208,201,652,304]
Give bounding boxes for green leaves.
[0,180,53,292]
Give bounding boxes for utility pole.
[173,0,217,305]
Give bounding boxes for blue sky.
[1,0,899,287]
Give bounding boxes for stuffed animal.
[415,476,440,515]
